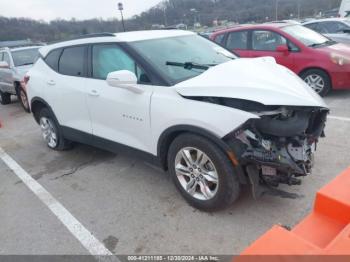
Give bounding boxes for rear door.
[224,30,251,57]
[44,46,92,135]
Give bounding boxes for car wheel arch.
[31,97,56,124]
[298,67,332,84]
[157,125,235,171]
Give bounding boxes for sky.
[0,0,162,21]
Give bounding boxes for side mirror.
[276,45,289,54]
[342,29,350,34]
[106,70,143,94]
[0,61,10,69]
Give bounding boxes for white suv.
[27,30,328,211]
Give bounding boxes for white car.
[303,18,350,45]
[27,31,329,211]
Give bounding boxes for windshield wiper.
[17,62,34,66]
[165,61,217,71]
[308,40,336,48]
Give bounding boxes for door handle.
[47,80,56,86]
[89,89,100,97]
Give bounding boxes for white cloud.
[0,0,162,21]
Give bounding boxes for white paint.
[329,115,350,122]
[0,147,115,258]
[175,57,327,107]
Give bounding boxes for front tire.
[0,90,11,105]
[39,107,72,150]
[300,69,331,97]
[168,133,240,211]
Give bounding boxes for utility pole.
[275,0,279,21]
[163,7,168,27]
[118,2,125,32]
[297,0,301,19]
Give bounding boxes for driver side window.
[92,44,150,84]
[252,30,287,51]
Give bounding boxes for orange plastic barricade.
[238,167,350,261]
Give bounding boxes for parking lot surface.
[1,91,350,255]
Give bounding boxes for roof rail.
[69,33,116,40]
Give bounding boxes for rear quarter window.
[213,34,225,45]
[44,49,62,72]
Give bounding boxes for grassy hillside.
[0,0,341,42]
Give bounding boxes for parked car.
[339,0,350,17]
[303,18,350,45]
[211,23,350,96]
[27,31,328,211]
[0,46,42,112]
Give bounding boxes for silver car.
[0,46,41,111]
[303,18,350,45]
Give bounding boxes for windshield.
[129,34,236,84]
[282,25,333,47]
[12,48,39,67]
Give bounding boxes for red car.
[210,23,350,96]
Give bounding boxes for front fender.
[150,89,258,155]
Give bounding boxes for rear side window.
[3,52,11,65]
[214,34,225,45]
[226,31,248,50]
[58,46,85,77]
[45,49,62,72]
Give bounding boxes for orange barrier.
[239,167,350,258]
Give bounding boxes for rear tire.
[167,133,240,211]
[15,84,30,113]
[0,90,11,105]
[38,107,72,151]
[300,69,331,97]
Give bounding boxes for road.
[0,91,350,255]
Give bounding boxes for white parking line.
[328,115,350,122]
[0,147,115,257]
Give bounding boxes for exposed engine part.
[224,107,328,189]
[255,111,311,137]
[183,95,328,190]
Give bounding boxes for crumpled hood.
[175,57,328,108]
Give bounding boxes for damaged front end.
[189,96,329,195]
[225,105,328,191]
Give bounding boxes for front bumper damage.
[224,106,329,197]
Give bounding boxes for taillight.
[24,75,30,84]
[20,75,30,91]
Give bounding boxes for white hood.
[175,57,327,108]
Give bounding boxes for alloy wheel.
[304,74,325,94]
[40,117,58,148]
[174,147,219,200]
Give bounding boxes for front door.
[86,44,153,153]
[249,30,297,71]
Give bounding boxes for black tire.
[167,133,240,211]
[300,69,331,97]
[38,107,72,151]
[15,84,30,113]
[0,90,11,105]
